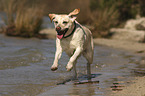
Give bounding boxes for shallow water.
[0,34,142,96]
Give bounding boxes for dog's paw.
[51,67,58,71]
[67,68,73,71]
[66,64,73,71]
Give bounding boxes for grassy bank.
[0,0,145,38]
[0,0,45,38]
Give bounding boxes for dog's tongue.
[57,34,63,39]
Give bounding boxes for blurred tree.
[0,0,145,38]
[117,0,140,21]
[138,0,145,16]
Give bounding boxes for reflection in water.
[70,84,99,96]
[0,34,143,96]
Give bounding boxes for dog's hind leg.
[87,62,91,80]
[73,61,77,80]
[83,48,93,81]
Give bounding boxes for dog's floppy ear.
[68,8,80,21]
[48,14,55,22]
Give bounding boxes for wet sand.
[39,28,145,96]
[94,38,145,55]
[94,38,145,96]
[1,33,143,96]
[111,76,145,96]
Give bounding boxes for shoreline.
[40,28,145,55]
[111,76,145,96]
[93,38,145,56]
[94,38,145,96]
[39,28,145,96]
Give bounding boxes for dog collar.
[63,21,76,38]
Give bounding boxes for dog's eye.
[63,21,68,24]
[54,21,58,24]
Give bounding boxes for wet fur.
[49,9,94,80]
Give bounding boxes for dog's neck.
[63,21,76,38]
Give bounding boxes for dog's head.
[49,9,80,39]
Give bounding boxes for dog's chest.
[59,30,85,51]
[60,39,77,51]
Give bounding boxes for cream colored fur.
[49,9,94,80]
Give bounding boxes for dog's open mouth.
[57,28,68,39]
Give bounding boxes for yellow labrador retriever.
[49,9,94,80]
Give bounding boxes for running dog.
[49,9,94,80]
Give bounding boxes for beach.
[39,28,145,96]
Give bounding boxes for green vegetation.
[90,0,143,38]
[0,0,44,38]
[90,0,119,37]
[0,0,145,38]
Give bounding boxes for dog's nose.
[56,26,61,31]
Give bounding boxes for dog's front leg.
[51,40,62,71]
[66,47,83,71]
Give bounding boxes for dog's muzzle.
[56,27,68,39]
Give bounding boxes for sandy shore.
[94,38,145,54]
[94,39,145,96]
[111,76,145,96]
[39,28,145,96]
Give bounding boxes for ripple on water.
[0,34,143,96]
